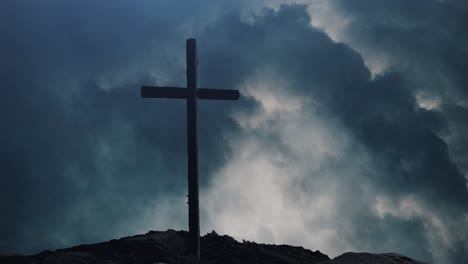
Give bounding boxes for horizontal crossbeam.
[141,86,240,100]
[196,88,239,100]
[141,86,192,98]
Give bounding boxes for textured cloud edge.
[1,1,467,264]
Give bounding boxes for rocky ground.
[0,230,427,264]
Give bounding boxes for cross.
[141,39,239,258]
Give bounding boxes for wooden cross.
[141,39,240,258]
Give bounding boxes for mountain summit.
[0,230,426,264]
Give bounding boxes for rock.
[0,230,426,264]
[318,252,427,264]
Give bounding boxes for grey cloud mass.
[1,1,467,264]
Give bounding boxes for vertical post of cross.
[186,38,200,258]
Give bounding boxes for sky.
[1,1,467,263]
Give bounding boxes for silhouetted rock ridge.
[0,230,426,264]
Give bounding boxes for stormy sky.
[1,1,467,263]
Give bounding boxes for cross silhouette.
[141,39,240,258]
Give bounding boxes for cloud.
[195,4,468,263]
[0,0,241,253]
[309,0,468,191]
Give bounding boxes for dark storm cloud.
[326,0,468,195]
[331,0,468,96]
[0,74,207,252]
[0,0,244,254]
[200,3,467,206]
[332,72,468,207]
[195,4,467,263]
[312,2,468,261]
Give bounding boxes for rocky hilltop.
[0,230,426,264]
